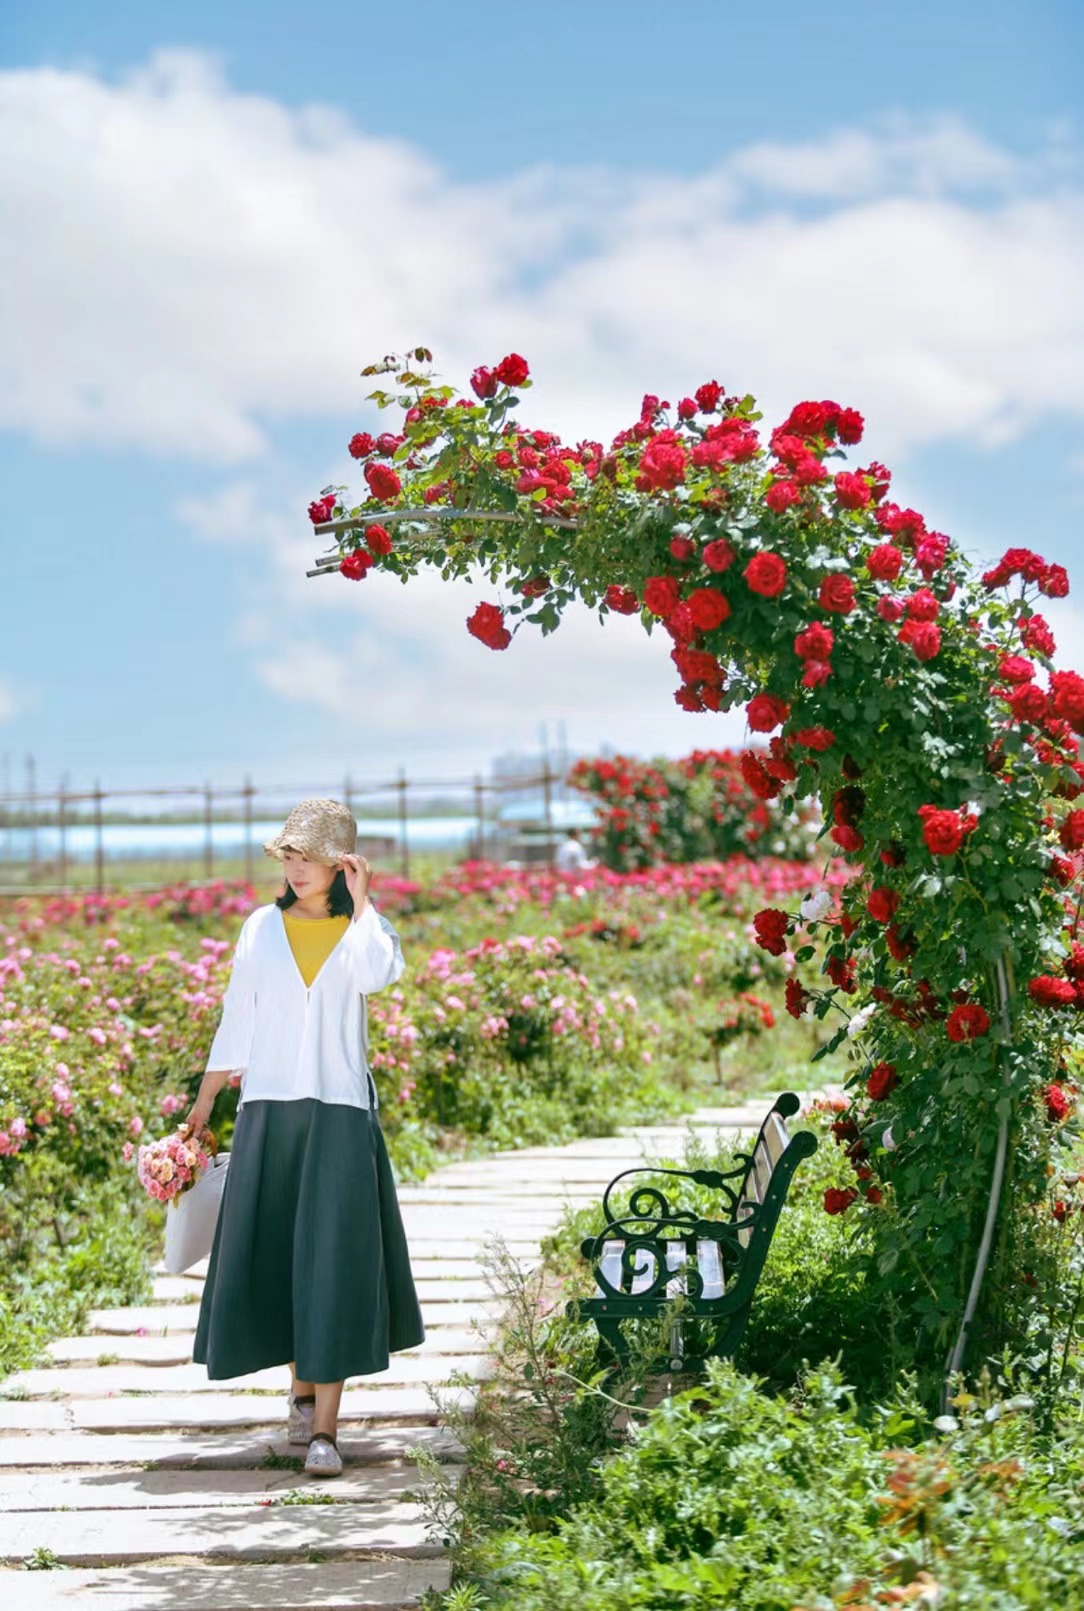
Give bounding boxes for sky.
[2,0,1082,809]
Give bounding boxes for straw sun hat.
[263,797,358,865]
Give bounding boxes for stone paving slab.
[147,1274,501,1305]
[86,1299,505,1335]
[0,1424,465,1469]
[0,1403,69,1433]
[47,1324,492,1367]
[0,1460,453,1509]
[69,1385,475,1433]
[5,1355,491,1400]
[0,1499,439,1565]
[8,1559,452,1610]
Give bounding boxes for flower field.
[0,855,833,1371]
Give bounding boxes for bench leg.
[594,1317,630,1368]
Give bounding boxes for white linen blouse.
[203,900,405,1110]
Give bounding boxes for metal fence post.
[397,768,410,879]
[243,775,254,887]
[542,762,554,853]
[204,782,214,881]
[93,780,104,894]
[58,783,68,892]
[474,774,486,862]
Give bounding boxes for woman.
[188,797,424,1477]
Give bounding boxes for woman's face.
[281,847,342,898]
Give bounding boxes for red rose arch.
[306,349,1084,1383]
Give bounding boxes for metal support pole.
[93,780,104,895]
[243,775,254,887]
[204,782,214,881]
[542,762,554,862]
[58,783,68,892]
[397,768,410,879]
[474,774,486,862]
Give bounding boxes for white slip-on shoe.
[304,1433,343,1477]
[287,1394,315,1445]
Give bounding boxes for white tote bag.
[163,1153,230,1274]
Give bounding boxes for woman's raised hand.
[341,853,373,912]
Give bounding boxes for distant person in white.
[555,827,596,873]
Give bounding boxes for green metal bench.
[567,1092,818,1372]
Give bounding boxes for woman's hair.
[275,863,354,918]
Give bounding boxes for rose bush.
[569,748,813,870]
[312,349,1084,1362]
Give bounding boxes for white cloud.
[1,50,1082,468]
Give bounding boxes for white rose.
[799,888,833,923]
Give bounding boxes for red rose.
[364,522,393,557]
[466,601,512,651]
[998,655,1034,684]
[644,575,682,619]
[915,534,949,576]
[834,471,871,510]
[819,575,856,615]
[703,538,737,573]
[1045,1083,1074,1123]
[823,1187,859,1215]
[375,432,403,457]
[1040,563,1070,598]
[741,750,781,801]
[604,585,639,615]
[946,1003,990,1043]
[695,380,723,413]
[308,493,337,525]
[365,462,402,502]
[677,397,697,420]
[675,686,705,711]
[826,955,858,992]
[753,908,790,956]
[836,408,864,445]
[831,825,864,853]
[687,587,731,631]
[746,693,790,732]
[785,977,811,1019]
[744,552,788,598]
[906,588,939,622]
[885,923,916,961]
[1021,614,1056,656]
[1008,683,1048,723]
[900,621,941,661]
[494,353,530,387]
[765,480,800,514]
[1051,671,1084,731]
[1060,811,1084,851]
[867,887,901,924]
[639,434,688,491]
[665,602,696,643]
[866,543,903,581]
[794,727,836,751]
[493,449,515,469]
[794,621,834,661]
[878,595,906,623]
[866,1062,897,1100]
[348,432,376,460]
[802,660,832,689]
[917,805,978,856]
[1028,975,1078,1007]
[669,535,696,561]
[470,367,498,399]
[339,550,371,581]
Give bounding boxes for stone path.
[0,1101,771,1609]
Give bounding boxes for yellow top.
[282,910,351,988]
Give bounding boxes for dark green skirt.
[192,1097,425,1382]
